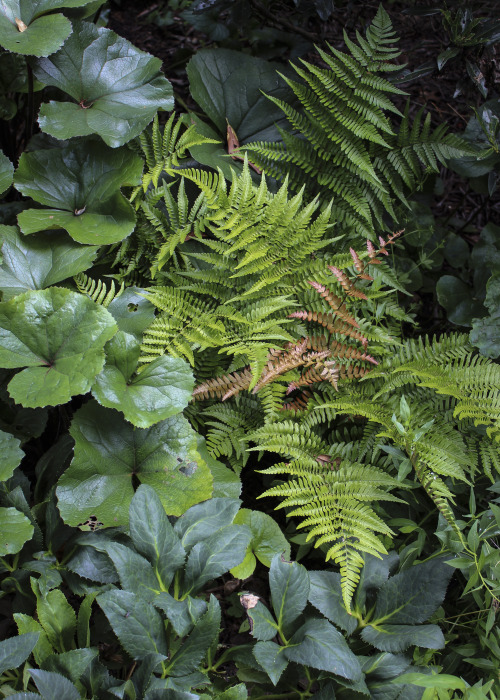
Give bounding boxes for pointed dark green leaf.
[231,509,290,579]
[165,595,220,677]
[0,507,34,554]
[182,524,252,596]
[14,615,52,667]
[98,589,168,660]
[174,498,241,551]
[308,571,358,635]
[284,618,362,680]
[246,601,278,642]
[0,150,13,195]
[42,648,98,684]
[361,623,445,652]
[30,669,80,700]
[103,541,161,601]
[370,559,454,625]
[0,427,23,481]
[0,288,117,407]
[56,400,212,528]
[34,21,174,147]
[66,546,118,584]
[0,632,39,675]
[269,555,309,636]
[129,485,186,591]
[0,225,98,300]
[154,592,207,638]
[92,332,194,428]
[253,641,288,685]
[14,140,142,244]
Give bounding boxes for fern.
[74,273,124,307]
[243,5,476,239]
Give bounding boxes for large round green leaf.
[0,1,98,57]
[436,275,485,327]
[0,507,34,554]
[56,400,213,527]
[0,428,23,481]
[230,509,290,579]
[92,332,194,428]
[14,139,142,244]
[0,225,98,300]
[0,288,117,407]
[34,21,174,147]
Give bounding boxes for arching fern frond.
[74,273,124,307]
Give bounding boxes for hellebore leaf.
[56,400,212,528]
[0,287,117,407]
[34,21,174,147]
[14,139,143,244]
[0,150,13,195]
[0,506,34,554]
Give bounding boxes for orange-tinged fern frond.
[307,280,359,327]
[328,265,368,300]
[288,361,339,392]
[193,368,253,401]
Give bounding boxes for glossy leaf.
[181,524,252,595]
[35,585,76,653]
[14,615,52,667]
[0,150,13,195]
[0,225,98,300]
[154,592,206,638]
[15,139,143,244]
[361,623,445,653]
[0,632,39,675]
[246,601,278,642]
[284,618,362,680]
[34,21,174,147]
[0,288,117,407]
[269,554,309,636]
[0,507,34,554]
[98,589,168,660]
[0,0,79,57]
[436,275,485,327]
[42,648,98,685]
[470,273,500,358]
[56,400,212,527]
[0,427,23,481]
[103,541,160,601]
[129,485,186,591]
[231,509,290,579]
[173,497,241,551]
[92,331,194,428]
[195,436,241,500]
[107,287,155,340]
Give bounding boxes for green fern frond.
[74,273,124,307]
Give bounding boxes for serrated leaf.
[42,648,98,684]
[370,559,453,625]
[129,485,186,591]
[34,585,76,653]
[231,509,290,579]
[361,623,445,653]
[182,524,252,596]
[66,546,118,583]
[92,332,194,428]
[154,592,207,638]
[15,139,142,244]
[246,600,279,642]
[56,400,211,527]
[253,641,288,685]
[0,427,23,481]
[165,595,220,677]
[308,571,358,635]
[174,497,241,551]
[98,589,168,660]
[103,541,161,601]
[30,669,80,700]
[269,554,309,636]
[0,288,117,407]
[0,632,39,675]
[0,506,33,554]
[0,149,13,194]
[284,618,362,680]
[14,614,53,667]
[34,21,174,147]
[0,225,98,300]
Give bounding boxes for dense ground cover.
[0,0,499,698]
